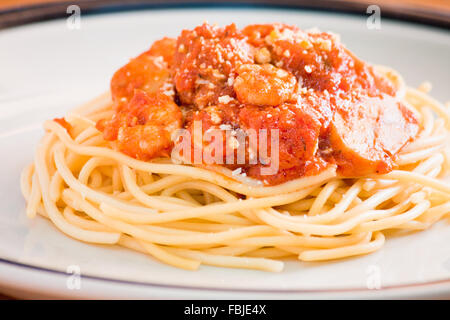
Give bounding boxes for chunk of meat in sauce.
[237,103,328,184]
[184,101,326,184]
[172,23,254,108]
[327,96,419,176]
[98,90,182,160]
[244,24,396,97]
[183,104,240,165]
[238,103,322,165]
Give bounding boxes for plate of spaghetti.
[0,6,449,299]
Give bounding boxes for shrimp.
[110,37,176,104]
[233,64,297,106]
[98,90,183,160]
[147,37,177,67]
[99,37,182,160]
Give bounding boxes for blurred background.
[1,0,450,11]
[0,0,449,29]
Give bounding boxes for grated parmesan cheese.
[316,38,332,51]
[218,95,233,104]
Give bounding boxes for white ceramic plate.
[0,7,449,299]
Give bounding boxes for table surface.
[0,0,448,300]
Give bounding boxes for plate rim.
[1,256,449,295]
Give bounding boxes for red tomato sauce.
[96,23,419,185]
